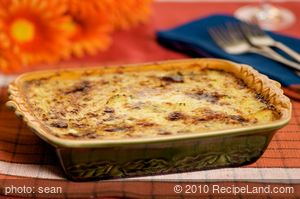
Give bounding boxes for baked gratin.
[18,61,284,140]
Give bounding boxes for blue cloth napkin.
[157,14,300,87]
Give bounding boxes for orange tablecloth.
[1,1,300,198]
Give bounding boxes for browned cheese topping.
[25,67,281,140]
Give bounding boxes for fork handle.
[273,42,300,63]
[249,46,300,71]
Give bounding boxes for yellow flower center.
[10,19,35,43]
[60,19,78,37]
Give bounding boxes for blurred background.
[0,0,299,75]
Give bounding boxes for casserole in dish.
[7,59,291,181]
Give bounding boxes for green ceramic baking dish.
[6,59,291,181]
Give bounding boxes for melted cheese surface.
[25,68,280,140]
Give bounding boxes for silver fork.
[241,22,300,63]
[209,24,268,55]
[209,24,300,71]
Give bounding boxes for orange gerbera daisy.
[61,0,112,58]
[0,0,70,65]
[105,0,153,30]
[0,33,22,74]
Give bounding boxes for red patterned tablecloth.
[1,1,300,198]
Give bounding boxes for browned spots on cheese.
[136,119,156,127]
[65,80,91,94]
[161,73,184,83]
[26,75,56,86]
[188,108,249,124]
[197,109,225,122]
[81,130,99,139]
[86,112,98,117]
[69,108,79,114]
[70,122,88,129]
[256,93,281,118]
[235,79,247,89]
[50,121,68,128]
[125,102,144,109]
[102,115,115,122]
[158,131,173,135]
[103,125,134,132]
[166,111,185,121]
[103,107,115,113]
[187,89,226,103]
[65,132,80,138]
[228,115,249,123]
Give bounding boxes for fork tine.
[246,23,259,36]
[209,24,252,54]
[226,26,239,42]
[209,23,247,48]
[251,24,267,36]
[209,27,225,42]
[226,22,244,41]
[216,25,237,43]
[240,22,254,37]
[209,28,227,47]
[215,26,231,42]
[241,22,266,37]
